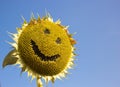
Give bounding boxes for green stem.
[36,77,43,87]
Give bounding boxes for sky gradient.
[0,0,120,87]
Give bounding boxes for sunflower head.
[2,13,76,87]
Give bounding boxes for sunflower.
[2,13,76,87]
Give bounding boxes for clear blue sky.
[0,0,120,87]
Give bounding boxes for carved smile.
[31,40,60,61]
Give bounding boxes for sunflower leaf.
[2,49,18,68]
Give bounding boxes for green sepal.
[20,66,26,75]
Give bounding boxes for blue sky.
[0,0,120,87]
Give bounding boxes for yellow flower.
[2,13,76,87]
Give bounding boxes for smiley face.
[31,39,60,61]
[30,27,61,61]
[18,19,72,76]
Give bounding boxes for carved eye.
[44,28,50,34]
[56,37,61,44]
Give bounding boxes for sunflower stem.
[36,77,43,87]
